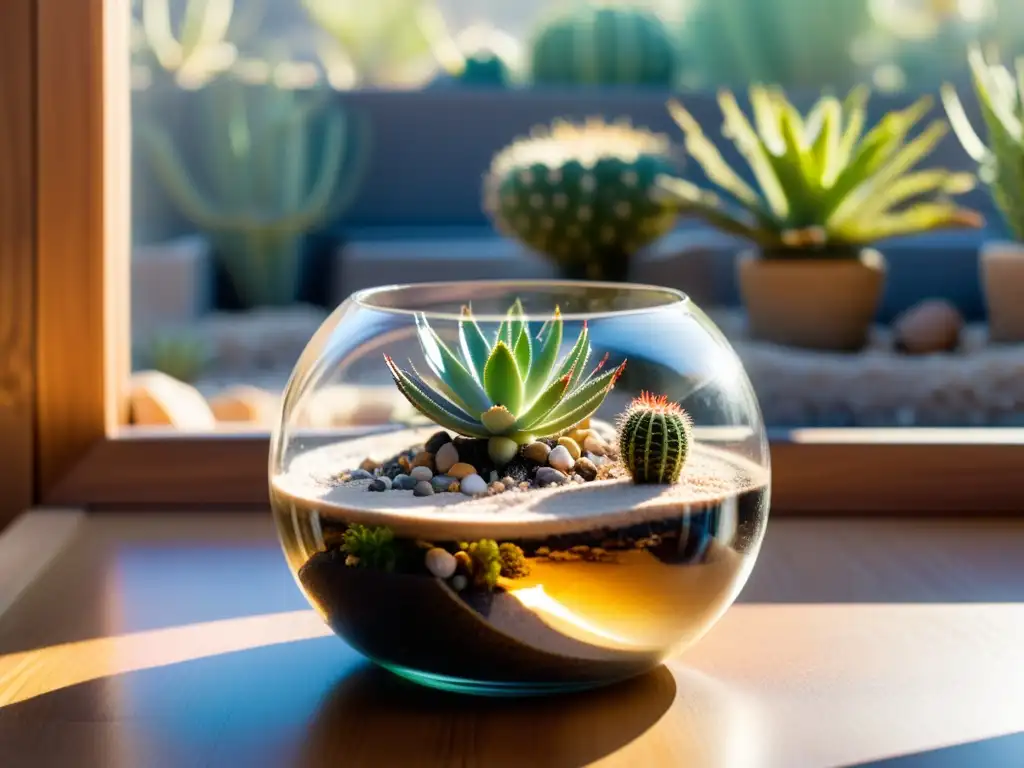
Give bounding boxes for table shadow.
[297,663,677,768]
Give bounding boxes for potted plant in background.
[483,119,681,281]
[656,86,982,351]
[138,67,369,309]
[942,47,1024,342]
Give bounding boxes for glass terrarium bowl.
[270,280,771,696]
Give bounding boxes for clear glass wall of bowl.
[270,281,770,695]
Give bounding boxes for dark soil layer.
[298,553,660,685]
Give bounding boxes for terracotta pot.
[981,241,1024,343]
[737,248,886,351]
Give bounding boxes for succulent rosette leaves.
[384,299,625,464]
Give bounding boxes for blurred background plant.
[302,0,445,89]
[681,0,875,91]
[528,2,682,87]
[484,118,681,280]
[137,66,369,308]
[864,0,1024,91]
[135,329,213,383]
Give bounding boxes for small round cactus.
[529,5,679,87]
[483,119,679,280]
[617,392,693,485]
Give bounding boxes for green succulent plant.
[656,87,983,256]
[483,119,679,280]
[616,392,693,485]
[384,299,626,465]
[941,47,1024,242]
[529,3,680,87]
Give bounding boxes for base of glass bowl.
[379,662,635,697]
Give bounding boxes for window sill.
[40,426,1024,514]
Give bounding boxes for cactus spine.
[138,74,368,307]
[617,392,693,485]
[483,119,678,280]
[529,4,679,87]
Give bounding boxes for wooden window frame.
[2,0,1023,525]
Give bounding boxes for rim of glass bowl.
[351,279,689,322]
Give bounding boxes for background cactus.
[138,73,368,308]
[483,119,679,280]
[529,3,680,87]
[135,328,211,383]
[428,23,521,88]
[131,0,249,89]
[680,0,873,91]
[942,48,1024,242]
[617,392,693,485]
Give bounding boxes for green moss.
[341,524,397,572]
[498,543,530,579]
[464,539,502,590]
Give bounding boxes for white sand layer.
[272,427,769,541]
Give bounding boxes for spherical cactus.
[529,4,679,87]
[616,392,693,485]
[483,119,679,280]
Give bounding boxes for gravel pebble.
[369,477,391,492]
[348,468,373,480]
[392,473,417,490]
[425,548,457,578]
[460,473,488,495]
[547,445,575,472]
[451,575,468,591]
[413,480,435,497]
[557,436,582,460]
[574,456,598,481]
[523,441,551,463]
[431,475,455,492]
[582,434,609,456]
[410,465,433,482]
[434,442,459,473]
[536,466,568,486]
[411,451,434,469]
[425,430,453,455]
[448,462,477,480]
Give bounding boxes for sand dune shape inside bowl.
[299,554,663,684]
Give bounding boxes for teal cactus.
[942,48,1024,242]
[616,392,693,485]
[430,24,521,88]
[384,299,626,465]
[681,0,872,91]
[137,74,367,308]
[483,119,679,280]
[529,4,679,87]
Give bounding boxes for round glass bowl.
[270,281,770,696]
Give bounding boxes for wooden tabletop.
[0,511,1022,768]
